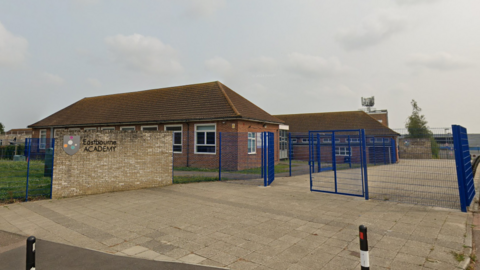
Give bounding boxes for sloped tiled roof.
[274,111,399,136]
[5,128,32,134]
[29,81,283,128]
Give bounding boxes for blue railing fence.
[0,138,55,202]
[172,131,276,185]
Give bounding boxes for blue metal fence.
[452,125,475,212]
[0,138,55,202]
[173,132,276,186]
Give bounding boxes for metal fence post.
[288,133,292,177]
[25,139,32,202]
[219,132,222,181]
[361,130,369,200]
[26,236,35,270]
[50,139,55,199]
[348,135,352,168]
[383,139,386,165]
[317,133,321,172]
[263,132,267,187]
[332,132,337,193]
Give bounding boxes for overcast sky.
[1,0,479,132]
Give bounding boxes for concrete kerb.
[459,212,473,269]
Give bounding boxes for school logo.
[63,136,80,155]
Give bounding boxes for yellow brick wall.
[52,130,173,198]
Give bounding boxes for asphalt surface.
[0,231,225,270]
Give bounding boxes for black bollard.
[359,225,369,270]
[26,236,35,270]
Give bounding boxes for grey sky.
[1,0,479,132]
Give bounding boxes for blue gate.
[309,129,368,198]
[262,132,275,186]
[452,125,475,212]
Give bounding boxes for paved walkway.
[0,175,472,269]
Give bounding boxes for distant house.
[28,81,284,170]
[274,111,399,163]
[0,128,32,146]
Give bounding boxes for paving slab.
[0,174,472,269]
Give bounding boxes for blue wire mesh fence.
[366,128,460,209]
[173,132,276,185]
[0,138,55,202]
[286,132,313,176]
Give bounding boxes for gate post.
[348,135,352,168]
[289,133,292,177]
[263,132,267,187]
[25,139,32,202]
[317,133,321,172]
[219,132,222,181]
[361,130,369,200]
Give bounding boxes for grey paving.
[0,175,472,269]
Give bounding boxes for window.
[54,129,65,137]
[0,140,2,146]
[302,138,309,143]
[323,138,331,143]
[335,138,340,143]
[40,129,47,149]
[370,138,374,143]
[248,132,256,154]
[195,124,216,154]
[101,127,115,131]
[375,138,383,143]
[84,128,97,131]
[69,128,80,131]
[335,147,351,156]
[120,126,136,131]
[291,138,297,143]
[141,126,158,131]
[165,125,182,153]
[350,138,359,143]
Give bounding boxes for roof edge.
[217,81,241,116]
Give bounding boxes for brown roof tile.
[274,111,398,136]
[29,81,283,128]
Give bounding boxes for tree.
[0,122,4,134]
[405,100,439,158]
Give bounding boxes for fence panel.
[286,132,311,176]
[366,128,460,209]
[266,132,275,186]
[173,132,273,185]
[0,138,54,202]
[452,125,475,212]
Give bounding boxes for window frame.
[141,125,158,131]
[164,125,183,153]
[302,138,309,144]
[84,127,97,131]
[39,129,47,149]
[335,147,352,156]
[248,132,256,154]
[350,138,360,143]
[194,123,216,154]
[101,127,115,131]
[120,126,136,131]
[323,138,332,143]
[291,138,297,143]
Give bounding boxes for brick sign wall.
[52,130,173,198]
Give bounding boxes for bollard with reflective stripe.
[26,236,35,270]
[359,225,369,270]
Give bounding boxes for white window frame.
[54,129,65,137]
[164,125,183,153]
[248,132,256,154]
[375,138,383,143]
[350,138,360,143]
[84,127,97,131]
[323,138,332,143]
[335,147,352,156]
[291,138,297,143]
[302,138,309,144]
[101,127,115,131]
[120,126,136,131]
[194,123,216,154]
[141,125,158,131]
[335,138,340,143]
[39,129,47,149]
